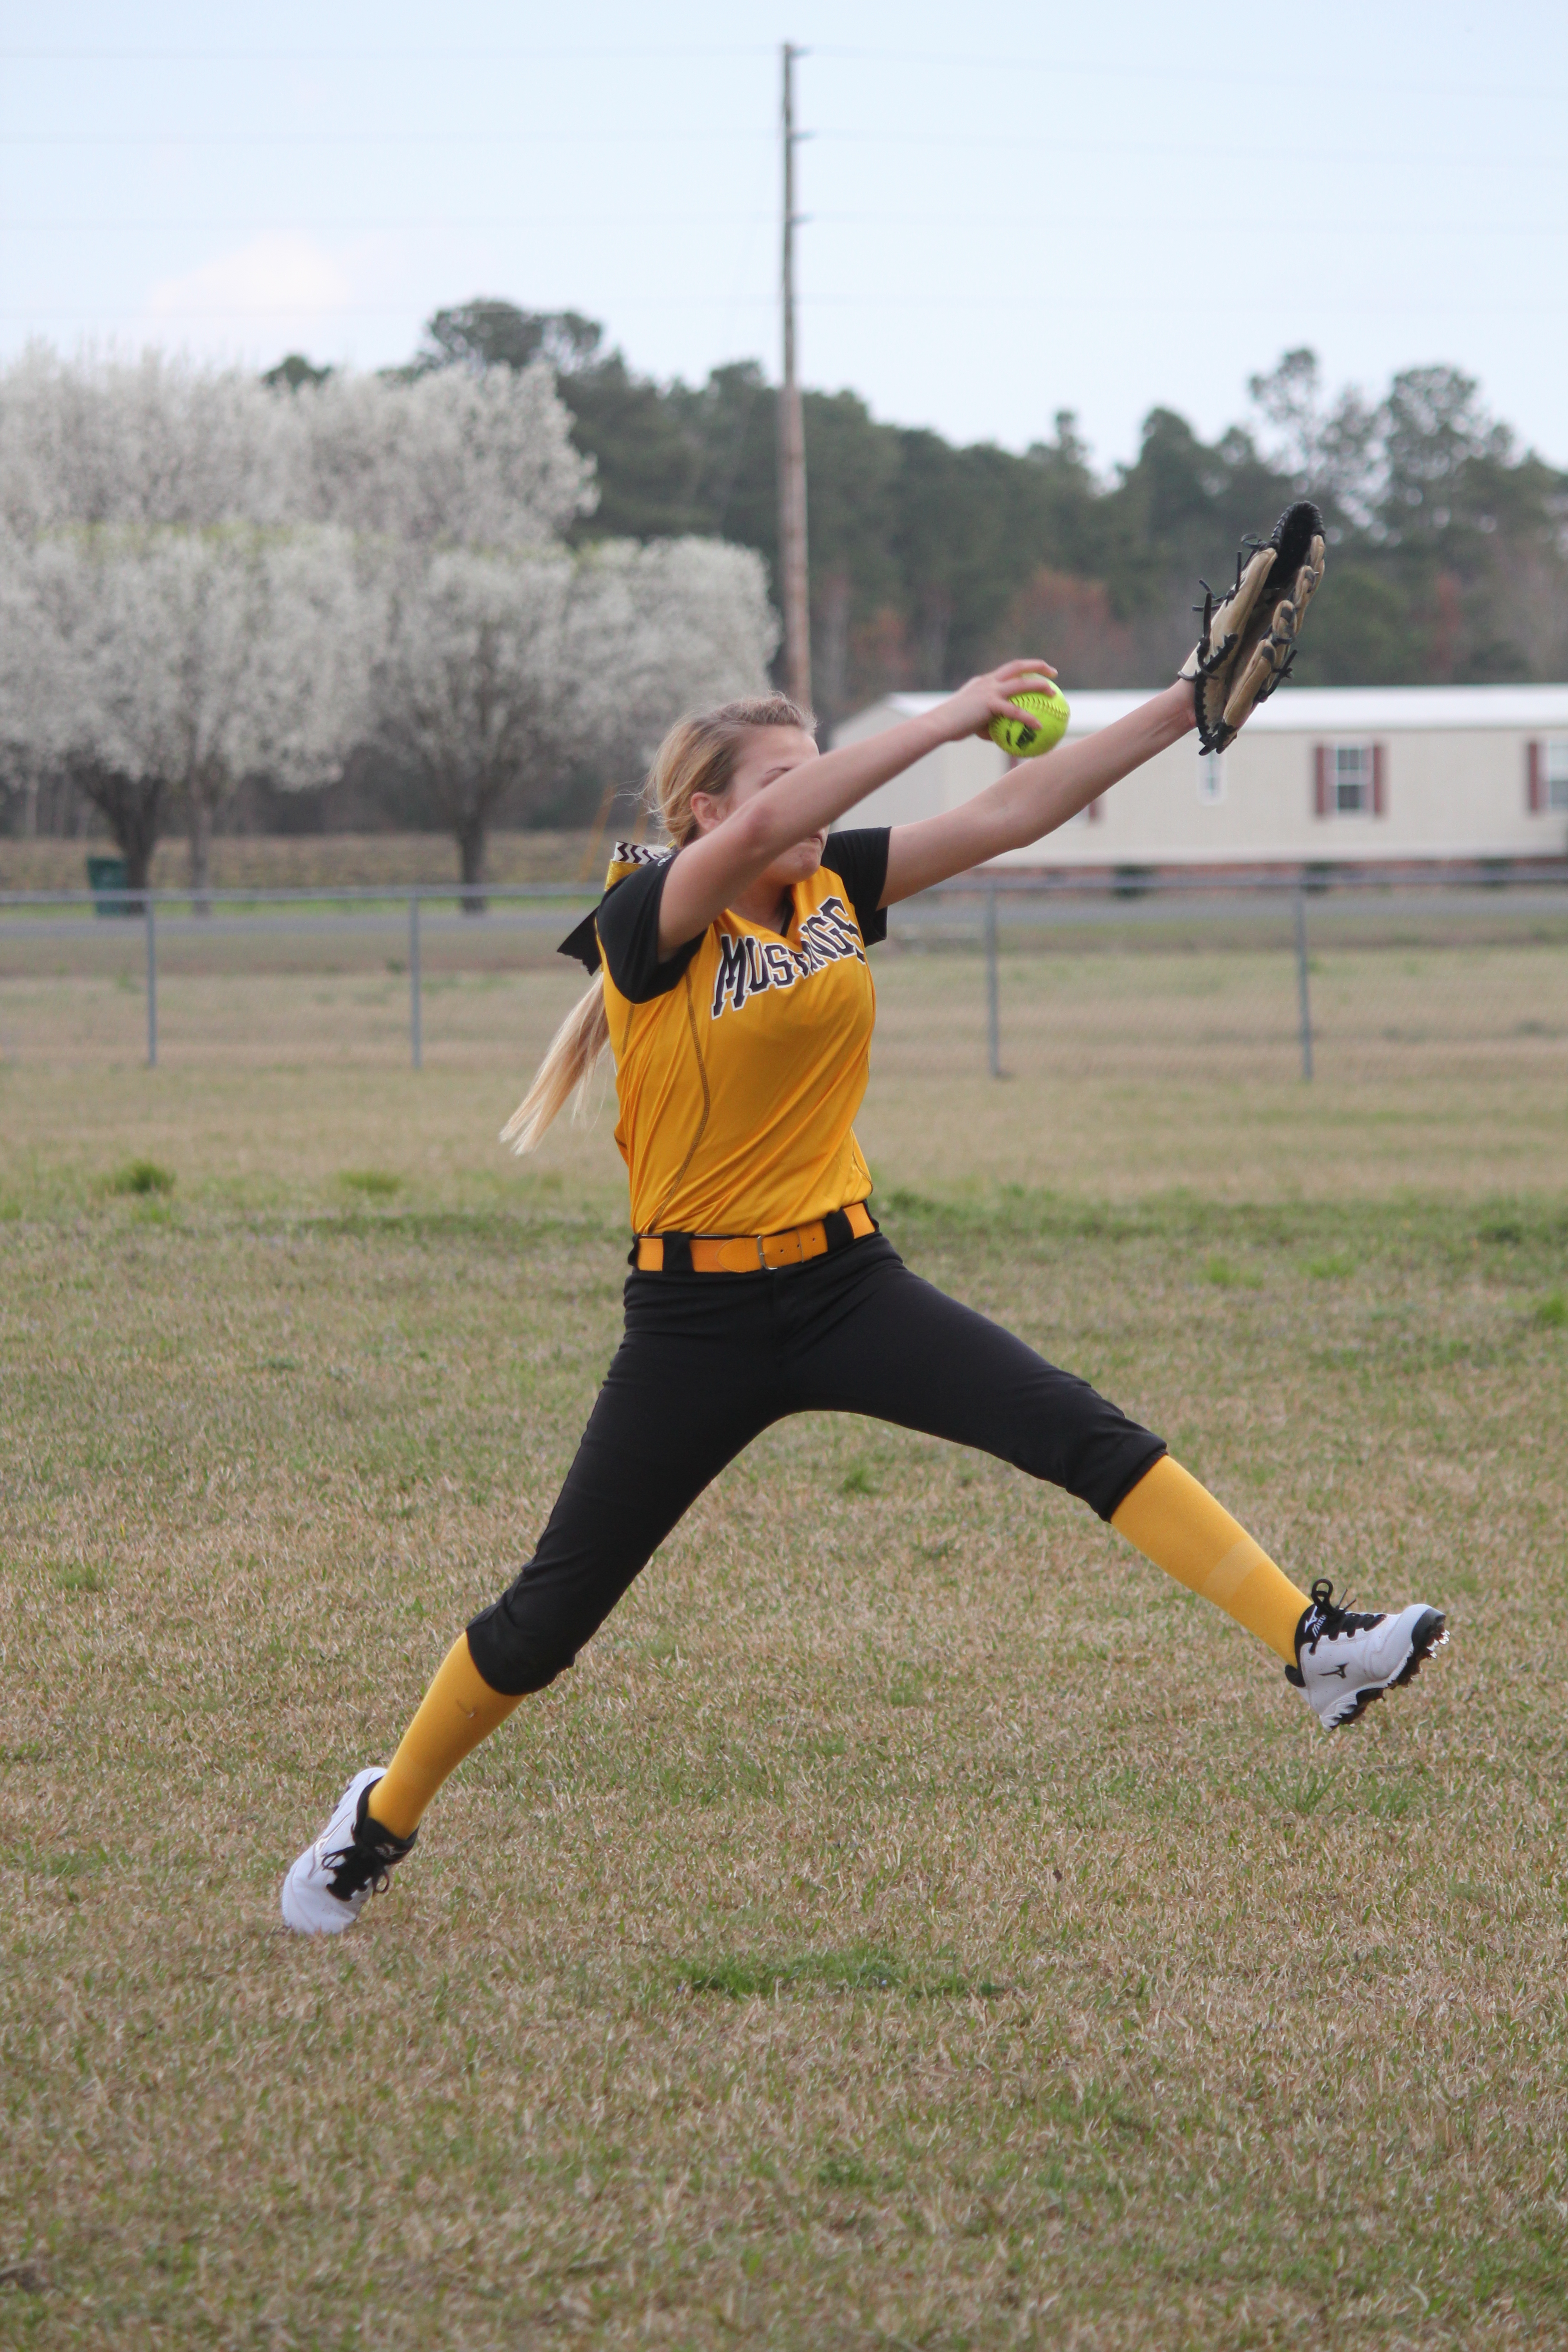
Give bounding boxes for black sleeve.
[591,859,703,1004]
[820,828,890,947]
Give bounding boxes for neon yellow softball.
[989,683,1070,759]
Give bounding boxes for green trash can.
[86,854,131,916]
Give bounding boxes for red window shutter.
[1372,743,1387,817]
[1528,740,1544,813]
[1313,745,1330,818]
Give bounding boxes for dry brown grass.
[2,976,1567,2349]
[0,829,598,895]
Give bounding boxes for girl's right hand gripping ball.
[990,683,1070,759]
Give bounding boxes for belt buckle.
[760,1227,805,1270]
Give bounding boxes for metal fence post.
[1293,885,1314,1082]
[985,882,1002,1079]
[145,894,158,1068]
[409,892,422,1070]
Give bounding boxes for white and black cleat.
[1286,1578,1447,1732]
[280,1766,416,1936]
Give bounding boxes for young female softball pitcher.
[283,508,1446,1933]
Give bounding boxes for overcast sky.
[2,0,1563,478]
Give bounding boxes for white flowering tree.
[0,536,162,888]
[287,362,595,548]
[0,350,779,894]
[0,524,377,899]
[0,346,289,538]
[0,352,599,882]
[564,536,782,781]
[371,537,776,907]
[372,548,573,906]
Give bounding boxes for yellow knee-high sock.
[367,1635,522,1841]
[1111,1456,1308,1665]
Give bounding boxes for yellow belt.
[635,1200,876,1274]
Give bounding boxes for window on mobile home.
[1548,740,1568,813]
[1334,743,1375,814]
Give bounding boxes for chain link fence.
[884,875,1568,1088]
[1,872,1566,1088]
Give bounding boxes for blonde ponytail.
[500,972,611,1156]
[502,690,814,1155]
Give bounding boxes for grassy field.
[2,978,1567,2348]
[1,933,1564,1195]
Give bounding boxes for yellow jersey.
[561,831,890,1237]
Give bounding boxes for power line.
[0,44,772,62]
[4,129,1562,174]
[0,40,1557,106]
[0,129,772,146]
[5,297,1560,321]
[0,216,776,234]
[811,42,1562,107]
[814,131,1568,169]
[0,216,1560,239]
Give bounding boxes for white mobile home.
[833,685,1568,874]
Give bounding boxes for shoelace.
[324,1826,412,1902]
[1302,1576,1383,1655]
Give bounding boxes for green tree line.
[276,300,1568,741]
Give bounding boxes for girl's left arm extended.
[880,680,1195,906]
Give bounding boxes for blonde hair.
[500,695,813,1156]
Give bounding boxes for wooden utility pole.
[778,41,811,712]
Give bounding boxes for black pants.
[466,1236,1165,1696]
